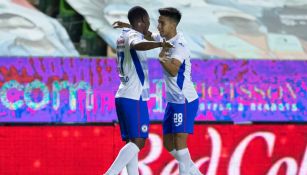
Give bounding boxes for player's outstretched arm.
[131,40,173,51]
[112,21,131,28]
[113,21,155,41]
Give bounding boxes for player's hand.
[112,21,131,29]
[159,53,168,63]
[161,39,174,49]
[159,44,169,63]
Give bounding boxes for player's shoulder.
[117,30,127,43]
[174,33,187,47]
[173,38,187,52]
[125,28,141,35]
[120,28,135,36]
[126,29,144,41]
[170,34,190,58]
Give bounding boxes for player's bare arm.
[112,21,131,28]
[131,40,173,51]
[113,21,155,41]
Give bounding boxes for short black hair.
[128,6,148,25]
[158,7,182,25]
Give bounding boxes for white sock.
[176,148,191,174]
[105,142,140,175]
[170,149,179,160]
[189,165,203,175]
[126,154,139,175]
[176,148,202,175]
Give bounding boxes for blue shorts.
[115,97,149,141]
[163,99,199,134]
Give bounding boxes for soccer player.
[155,8,202,175]
[112,7,201,175]
[104,6,172,175]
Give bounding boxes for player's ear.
[170,22,176,30]
[141,16,147,23]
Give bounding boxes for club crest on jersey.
[141,125,148,133]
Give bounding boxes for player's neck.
[165,31,177,40]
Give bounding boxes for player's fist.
[161,39,174,49]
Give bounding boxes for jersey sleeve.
[127,30,143,46]
[169,42,187,63]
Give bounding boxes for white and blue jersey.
[115,28,150,140]
[152,33,198,104]
[116,28,150,101]
[153,32,199,134]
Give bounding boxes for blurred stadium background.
[0,0,306,175]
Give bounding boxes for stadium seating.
[37,0,59,17]
[57,0,83,43]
